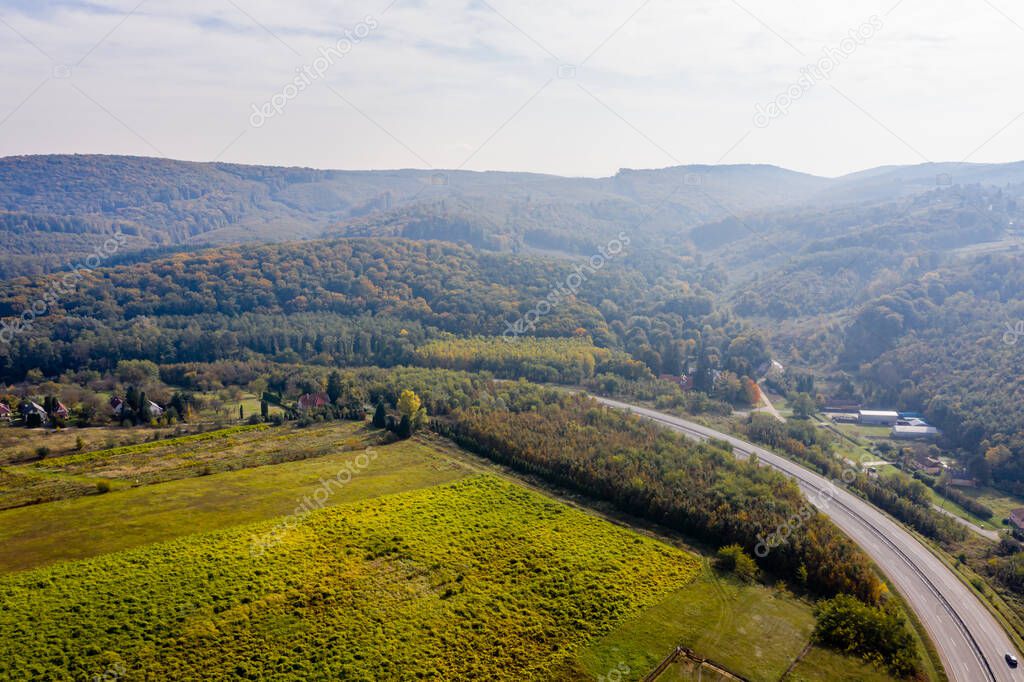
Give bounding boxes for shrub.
[95,480,112,494]
[813,595,919,677]
[715,544,759,583]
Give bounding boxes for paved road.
[754,381,785,422]
[932,503,1001,542]
[595,397,1021,682]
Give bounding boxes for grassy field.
[0,426,469,573]
[0,475,701,681]
[961,485,1024,524]
[0,421,391,510]
[786,646,896,682]
[0,422,208,465]
[576,563,895,682]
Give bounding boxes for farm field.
[0,475,701,681]
[0,427,468,573]
[0,420,390,510]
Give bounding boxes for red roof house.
[297,392,331,411]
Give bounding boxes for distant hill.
[0,154,854,277]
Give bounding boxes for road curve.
[594,396,1021,682]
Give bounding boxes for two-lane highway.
[595,396,1021,682]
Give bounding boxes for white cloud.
[0,0,1021,176]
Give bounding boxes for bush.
[715,544,759,583]
[813,595,919,677]
[95,480,112,494]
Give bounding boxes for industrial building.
[891,424,940,440]
[858,410,899,426]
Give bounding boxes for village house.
[1009,508,1024,532]
[0,402,11,420]
[297,392,331,411]
[20,400,48,424]
[908,451,943,475]
[948,468,977,487]
[110,396,126,417]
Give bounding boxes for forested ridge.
[0,238,771,390]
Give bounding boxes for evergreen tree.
[372,400,387,428]
[126,386,140,413]
[327,371,343,405]
[397,414,413,439]
[261,399,269,420]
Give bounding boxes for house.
[110,396,126,416]
[53,401,70,419]
[858,410,899,426]
[891,424,940,440]
[20,400,47,423]
[1009,509,1024,531]
[147,400,164,418]
[297,392,331,411]
[948,469,976,487]
[0,403,11,420]
[909,452,943,475]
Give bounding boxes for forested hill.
[0,237,768,387]
[0,154,828,278]
[707,183,1024,492]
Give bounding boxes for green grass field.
[786,646,896,682]
[577,563,895,682]
[0,429,469,573]
[0,475,701,681]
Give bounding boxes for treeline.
[412,336,651,384]
[435,391,883,603]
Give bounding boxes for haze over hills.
[5,153,1024,278]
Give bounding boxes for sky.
[0,0,1022,178]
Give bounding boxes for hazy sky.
[1,0,1022,177]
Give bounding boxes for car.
[1007,653,1019,668]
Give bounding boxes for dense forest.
[0,238,771,397]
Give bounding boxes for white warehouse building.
[891,425,940,440]
[858,410,900,426]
